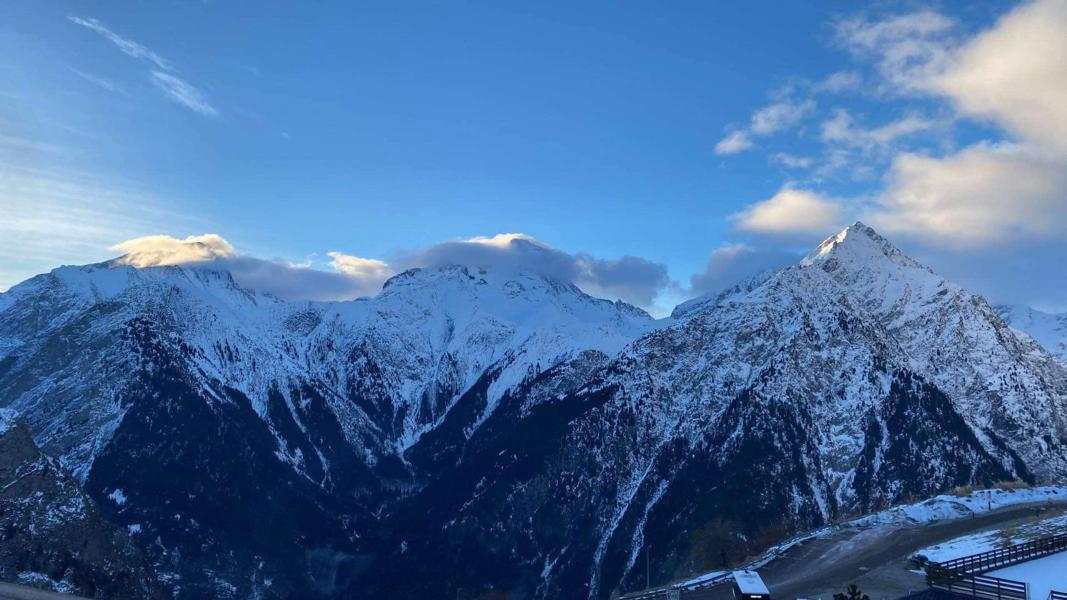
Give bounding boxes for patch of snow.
[0,408,17,435]
[678,570,729,588]
[108,488,128,506]
[988,550,1067,600]
[677,487,1067,593]
[853,487,1067,528]
[915,512,1067,563]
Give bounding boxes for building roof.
[732,570,770,595]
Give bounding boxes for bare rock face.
[0,413,160,599]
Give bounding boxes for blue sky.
[3,1,1066,315]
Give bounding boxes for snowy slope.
[0,260,654,478]
[996,304,1067,363]
[368,223,1067,600]
[0,255,656,596]
[802,224,1067,478]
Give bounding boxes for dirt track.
[686,502,1066,600]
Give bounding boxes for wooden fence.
[923,532,1067,600]
[933,534,1067,575]
[925,569,1027,600]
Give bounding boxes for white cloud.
[714,131,753,155]
[106,234,389,301]
[868,142,1067,245]
[67,16,172,71]
[463,233,541,248]
[843,0,1067,246]
[816,70,863,93]
[96,232,672,310]
[716,97,815,156]
[111,234,235,267]
[835,10,957,94]
[750,98,815,136]
[932,0,1067,158]
[689,244,798,295]
[821,109,942,152]
[402,233,670,308]
[327,252,392,280]
[69,15,217,117]
[68,67,119,94]
[771,153,814,169]
[733,187,844,236]
[150,71,219,117]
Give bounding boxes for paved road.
[0,583,89,600]
[682,502,1067,600]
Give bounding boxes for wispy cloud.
[150,71,219,117]
[714,95,815,156]
[771,153,814,169]
[68,67,120,94]
[714,131,753,155]
[68,15,218,117]
[67,16,172,71]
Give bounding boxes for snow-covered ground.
[853,487,1067,528]
[988,551,1067,600]
[915,513,1067,563]
[673,487,1067,592]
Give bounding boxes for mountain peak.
[800,221,921,271]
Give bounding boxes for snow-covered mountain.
[368,223,1067,599]
[1,223,1066,599]
[0,256,655,597]
[996,304,1067,363]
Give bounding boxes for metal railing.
[619,572,732,600]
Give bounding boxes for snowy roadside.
[673,486,1067,592]
[914,511,1067,563]
[852,487,1067,528]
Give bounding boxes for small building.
[731,570,771,600]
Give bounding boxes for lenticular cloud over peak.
[102,231,674,310]
[111,234,236,267]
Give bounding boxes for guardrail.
[934,534,1067,575]
[619,572,733,600]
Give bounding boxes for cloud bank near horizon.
[106,232,679,311]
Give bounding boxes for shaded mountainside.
[0,412,160,599]
[996,304,1067,364]
[0,224,1065,599]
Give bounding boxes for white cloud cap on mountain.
[111,234,235,267]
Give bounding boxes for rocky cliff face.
[0,411,159,599]
[1,224,1065,599]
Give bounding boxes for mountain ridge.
[1,223,1065,599]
